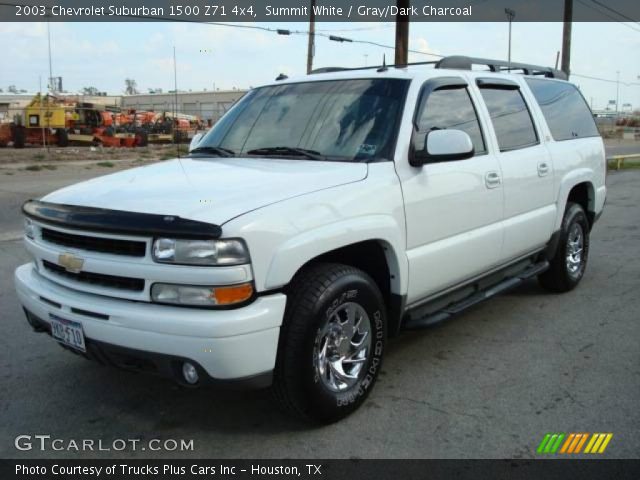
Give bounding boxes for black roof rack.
[309,61,438,76]
[435,55,567,80]
[308,55,566,80]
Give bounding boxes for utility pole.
[395,0,410,66]
[173,46,180,158]
[561,0,573,77]
[306,0,316,74]
[505,8,515,66]
[47,21,53,93]
[615,71,620,115]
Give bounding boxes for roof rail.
[308,56,567,80]
[435,55,567,80]
[309,61,438,75]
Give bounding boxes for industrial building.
[121,90,246,126]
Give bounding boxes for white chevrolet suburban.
[15,56,606,423]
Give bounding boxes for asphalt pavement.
[0,167,638,459]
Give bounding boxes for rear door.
[399,76,504,304]
[475,78,556,261]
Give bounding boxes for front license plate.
[49,314,86,352]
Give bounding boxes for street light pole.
[505,8,515,67]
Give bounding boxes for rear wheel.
[539,202,590,292]
[272,263,386,423]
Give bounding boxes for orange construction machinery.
[0,95,206,148]
[114,110,206,144]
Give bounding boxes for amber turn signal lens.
[212,283,254,305]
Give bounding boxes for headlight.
[151,282,254,307]
[24,218,35,239]
[152,238,249,266]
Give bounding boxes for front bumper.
[15,263,286,387]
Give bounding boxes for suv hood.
[42,157,368,225]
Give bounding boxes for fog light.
[182,362,199,385]
[151,282,254,307]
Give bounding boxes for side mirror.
[189,132,205,152]
[410,129,474,166]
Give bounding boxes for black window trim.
[413,76,488,157]
[477,79,541,153]
[524,77,601,143]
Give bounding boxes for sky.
[0,21,639,111]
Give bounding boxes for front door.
[399,77,504,305]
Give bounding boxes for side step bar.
[403,260,549,330]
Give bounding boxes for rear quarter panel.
[547,136,606,230]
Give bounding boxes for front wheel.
[539,202,590,292]
[272,263,386,423]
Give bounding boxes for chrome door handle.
[485,171,501,189]
[538,162,550,177]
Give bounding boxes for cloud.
[0,22,47,37]
[408,36,440,63]
[148,57,193,73]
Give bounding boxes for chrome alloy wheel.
[313,302,372,392]
[566,222,584,276]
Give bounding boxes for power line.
[575,0,640,33]
[316,25,393,33]
[589,0,640,26]
[572,72,640,87]
[0,8,635,87]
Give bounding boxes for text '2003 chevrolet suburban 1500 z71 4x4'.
[15,56,606,423]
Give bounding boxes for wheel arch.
[556,170,596,231]
[263,220,408,337]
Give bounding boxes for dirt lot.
[0,144,188,171]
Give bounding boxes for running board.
[403,260,549,330]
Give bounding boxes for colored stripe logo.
[537,433,613,454]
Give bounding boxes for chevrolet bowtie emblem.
[58,253,84,273]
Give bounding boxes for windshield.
[195,78,409,162]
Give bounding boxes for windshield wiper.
[245,146,325,160]
[189,146,235,157]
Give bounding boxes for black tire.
[137,131,149,147]
[272,263,386,423]
[56,128,69,147]
[12,125,25,149]
[173,130,185,143]
[539,202,590,293]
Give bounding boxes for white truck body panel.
[14,63,607,385]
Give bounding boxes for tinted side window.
[479,88,538,151]
[526,78,600,141]
[417,87,486,155]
